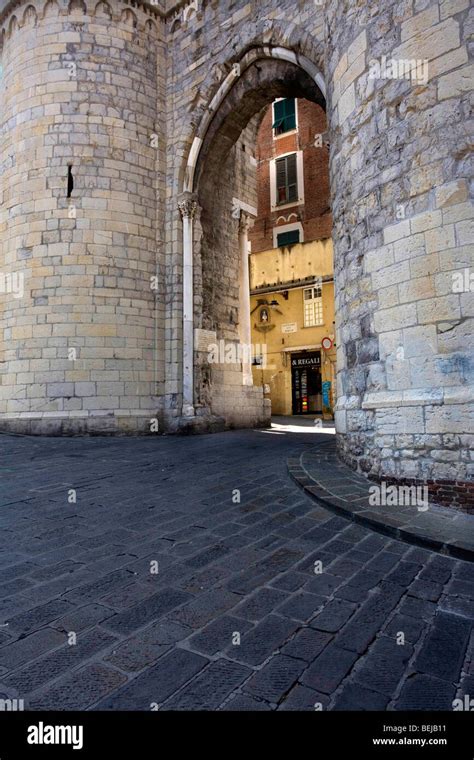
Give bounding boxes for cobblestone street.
[0,423,472,711]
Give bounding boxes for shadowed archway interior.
[192,57,327,422]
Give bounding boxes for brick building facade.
[248,97,336,417]
[250,98,332,253]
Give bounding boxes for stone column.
[178,193,198,417]
[239,212,255,387]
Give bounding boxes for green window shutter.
[273,99,296,133]
[277,229,300,247]
[276,157,287,204]
[272,99,286,130]
[284,99,296,131]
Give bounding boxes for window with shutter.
[277,229,300,247]
[275,154,298,205]
[273,100,286,132]
[272,99,296,135]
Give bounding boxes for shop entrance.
[291,352,322,415]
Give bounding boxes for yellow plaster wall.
[250,239,336,416]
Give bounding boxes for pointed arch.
[43,0,60,17]
[22,5,38,27]
[182,46,326,195]
[121,8,137,28]
[68,0,87,14]
[169,16,326,197]
[6,15,18,38]
[145,18,157,35]
[94,0,112,17]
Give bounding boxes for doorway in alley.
[291,351,322,415]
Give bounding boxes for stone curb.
[288,442,474,563]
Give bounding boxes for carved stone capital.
[178,193,198,220]
[239,211,255,234]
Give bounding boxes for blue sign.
[322,381,331,408]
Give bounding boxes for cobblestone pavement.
[291,438,474,559]
[0,425,472,711]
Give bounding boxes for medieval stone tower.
[0,0,472,505]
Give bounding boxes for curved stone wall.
[325,0,473,502]
[0,0,163,433]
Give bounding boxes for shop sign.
[291,352,321,368]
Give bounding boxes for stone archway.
[177,48,328,428]
[183,46,326,194]
[174,4,473,507]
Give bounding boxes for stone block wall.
[0,0,165,434]
[326,0,473,488]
